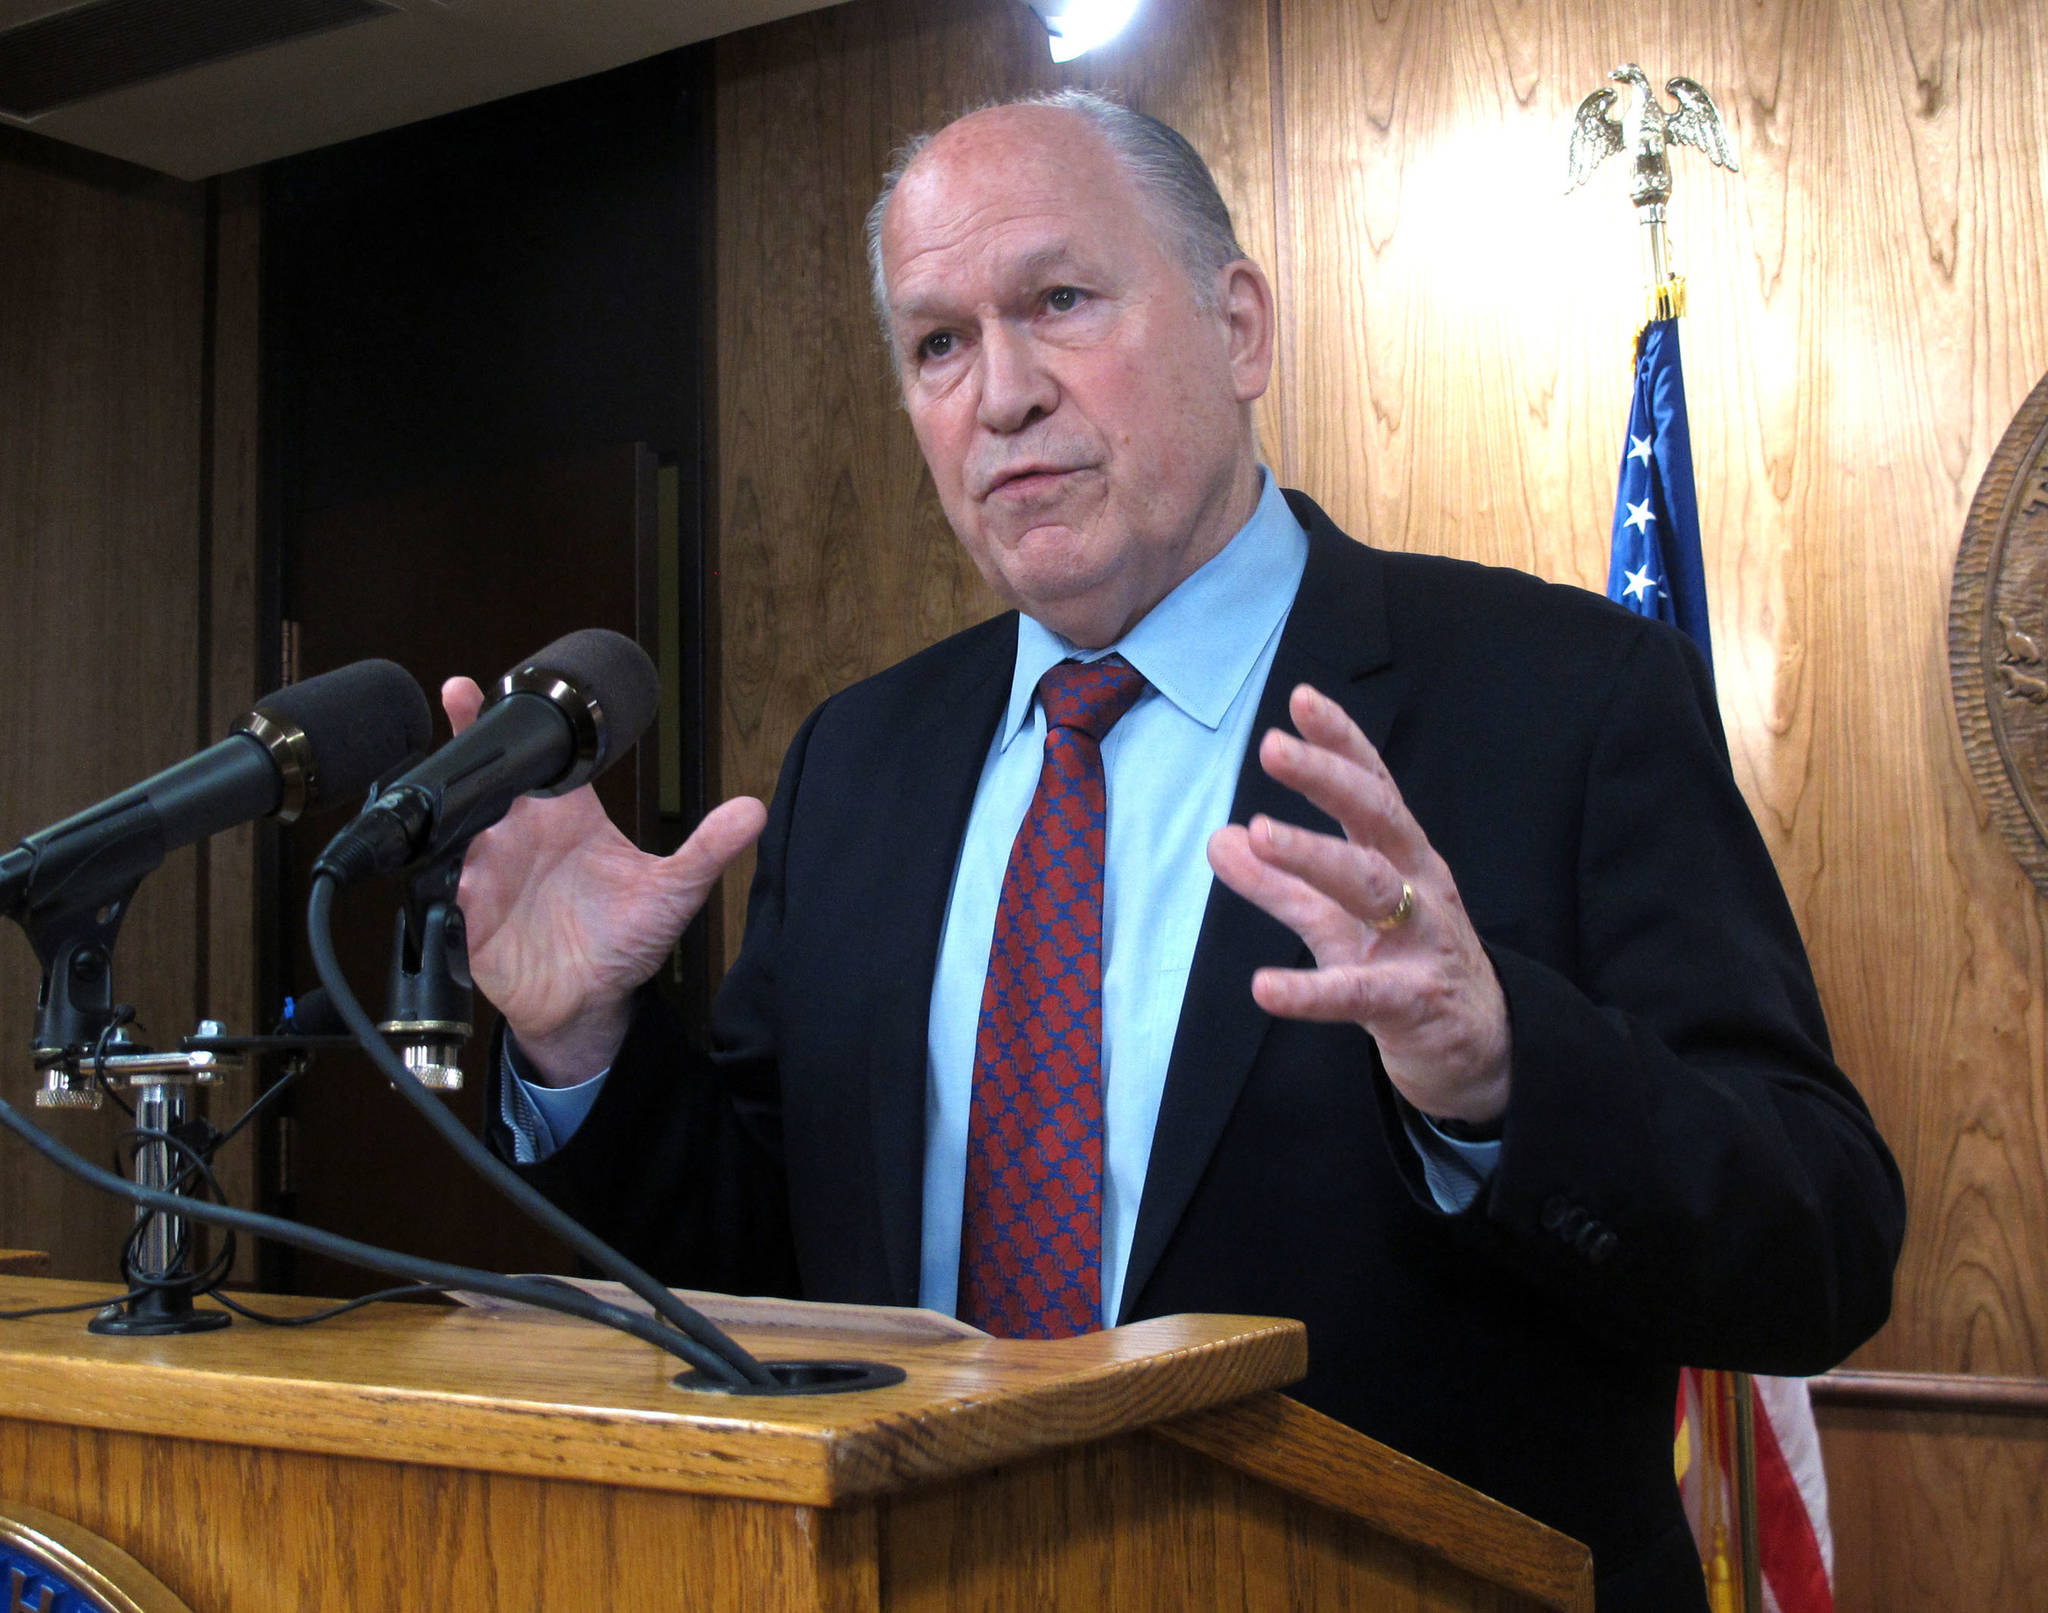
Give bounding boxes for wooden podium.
[0,1276,1590,1610]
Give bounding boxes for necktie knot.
[1038,655,1148,742]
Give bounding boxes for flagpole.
[1734,1371,1764,1613]
[1641,206,1672,300]
[1577,66,1831,1613]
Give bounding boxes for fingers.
[1215,685,1513,1117]
[1248,813,1409,926]
[1208,822,1375,963]
[1252,950,1511,1124]
[441,676,486,735]
[1208,821,1300,920]
[1213,819,1448,1031]
[1251,963,1358,1023]
[1256,686,1430,865]
[1250,957,1426,1025]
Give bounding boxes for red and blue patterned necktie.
[959,654,1149,1339]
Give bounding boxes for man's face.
[879,106,1271,647]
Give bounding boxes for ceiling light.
[1023,0,1141,63]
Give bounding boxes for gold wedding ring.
[1372,880,1416,932]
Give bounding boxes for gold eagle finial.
[1567,64,1739,198]
[1566,64,1740,301]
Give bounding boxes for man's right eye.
[916,331,956,363]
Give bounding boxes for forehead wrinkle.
[887,226,1095,325]
[884,117,1139,312]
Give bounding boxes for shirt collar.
[1000,469,1309,750]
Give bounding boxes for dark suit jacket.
[509,492,1904,1610]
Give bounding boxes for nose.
[975,321,1057,435]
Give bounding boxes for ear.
[1218,259,1275,404]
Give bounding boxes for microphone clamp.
[377,854,474,1093]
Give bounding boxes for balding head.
[869,93,1274,647]
[867,91,1246,348]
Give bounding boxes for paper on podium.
[454,1275,990,1342]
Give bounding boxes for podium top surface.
[0,1278,1305,1505]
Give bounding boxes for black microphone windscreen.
[255,659,433,809]
[281,985,348,1037]
[519,630,660,759]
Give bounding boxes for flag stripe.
[1752,1377,1833,1613]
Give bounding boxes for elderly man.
[455,91,1902,1610]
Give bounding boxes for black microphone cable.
[0,1285,151,1323]
[0,1090,756,1378]
[304,871,775,1388]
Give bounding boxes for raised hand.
[1206,684,1511,1126]
[441,676,766,1086]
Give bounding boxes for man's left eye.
[1045,286,1084,313]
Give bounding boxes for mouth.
[981,463,1088,500]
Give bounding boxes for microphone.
[313,629,659,885]
[1,659,432,922]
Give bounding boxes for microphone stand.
[18,873,240,1334]
[82,1029,238,1336]
[377,849,472,1092]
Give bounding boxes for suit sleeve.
[483,705,827,1298]
[1389,621,1905,1373]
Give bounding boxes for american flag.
[1608,316,1713,672]
[1609,313,1833,1613]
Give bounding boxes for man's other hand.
[1207,684,1511,1128]
[441,676,766,1087]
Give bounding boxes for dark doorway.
[278,447,654,1292]
[260,48,717,1294]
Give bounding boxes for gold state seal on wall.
[0,1504,191,1613]
[1951,372,2048,896]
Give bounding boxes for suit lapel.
[1119,496,1405,1318]
[860,626,1015,1306]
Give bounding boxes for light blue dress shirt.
[920,470,1307,1325]
[502,1047,596,1161]
[506,470,1500,1310]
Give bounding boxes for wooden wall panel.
[1819,1403,2048,1610]
[0,134,211,1279]
[1818,0,2048,1383]
[714,0,2048,1600]
[713,0,1275,957]
[1277,0,2048,1392]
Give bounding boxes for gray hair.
[863,89,1247,352]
